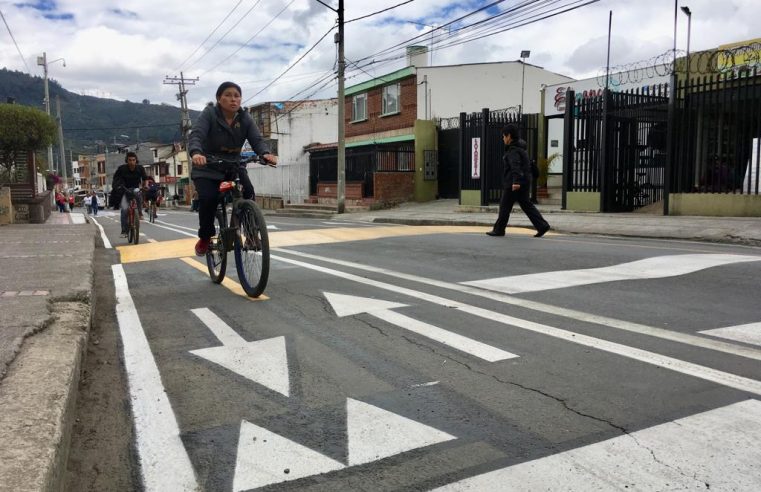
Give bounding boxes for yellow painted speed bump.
[117,225,545,264]
[179,257,269,301]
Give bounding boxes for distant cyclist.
[188,81,277,256]
[143,177,160,213]
[111,151,146,237]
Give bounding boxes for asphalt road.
[82,208,761,491]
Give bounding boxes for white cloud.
[1,0,759,112]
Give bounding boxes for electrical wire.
[0,8,31,72]
[201,0,296,77]
[346,0,416,23]
[185,0,265,71]
[243,22,337,104]
[175,0,244,71]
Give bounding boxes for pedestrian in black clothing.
[487,124,550,238]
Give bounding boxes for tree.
[142,99,150,104]
[0,104,57,183]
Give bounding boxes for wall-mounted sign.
[471,138,480,179]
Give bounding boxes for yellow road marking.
[179,257,269,301]
[117,225,546,264]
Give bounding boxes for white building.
[415,57,574,119]
[247,99,337,204]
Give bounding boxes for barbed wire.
[596,43,761,88]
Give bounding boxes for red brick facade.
[373,172,415,204]
[346,75,417,138]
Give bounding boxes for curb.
[0,228,96,492]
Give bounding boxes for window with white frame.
[382,83,400,115]
[352,93,367,122]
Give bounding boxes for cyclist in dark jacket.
[111,151,147,237]
[188,81,277,256]
[487,124,550,238]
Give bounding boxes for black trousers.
[194,167,255,239]
[492,185,549,234]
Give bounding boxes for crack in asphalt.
[395,335,709,486]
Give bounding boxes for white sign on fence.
[471,138,481,179]
[744,138,760,193]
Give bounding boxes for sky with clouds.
[1,0,759,111]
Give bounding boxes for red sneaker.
[195,238,210,256]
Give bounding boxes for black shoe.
[534,226,550,238]
[486,230,505,237]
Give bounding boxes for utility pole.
[56,95,67,187]
[337,0,346,214]
[164,72,198,198]
[38,52,54,173]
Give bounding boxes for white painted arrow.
[233,398,457,490]
[189,308,290,396]
[233,421,345,492]
[324,292,518,362]
[346,398,456,466]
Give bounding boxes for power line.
[175,0,244,71]
[346,0,415,23]
[186,0,264,71]
[243,22,337,104]
[0,8,30,72]
[201,0,296,77]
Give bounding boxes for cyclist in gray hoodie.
[188,81,277,256]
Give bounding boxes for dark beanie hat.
[216,81,242,99]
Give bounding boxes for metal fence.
[308,146,415,197]
[672,68,761,195]
[457,108,539,205]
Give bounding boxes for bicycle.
[206,155,275,297]
[146,198,158,223]
[122,187,142,244]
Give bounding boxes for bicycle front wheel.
[206,206,228,283]
[132,209,140,244]
[234,201,269,297]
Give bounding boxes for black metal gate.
[437,117,460,199]
[455,108,538,205]
[564,87,669,211]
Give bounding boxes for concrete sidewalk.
[321,199,761,247]
[0,210,96,492]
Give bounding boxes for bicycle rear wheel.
[206,205,228,283]
[234,201,269,297]
[149,202,156,223]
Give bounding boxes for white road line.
[111,265,199,490]
[273,249,761,362]
[434,399,761,491]
[155,219,197,233]
[271,254,761,396]
[700,322,761,347]
[148,221,196,237]
[89,217,112,249]
[463,254,761,294]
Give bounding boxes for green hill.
[0,68,199,158]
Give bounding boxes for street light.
[36,52,66,179]
[520,50,530,113]
[680,6,692,74]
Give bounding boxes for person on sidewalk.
[487,124,550,238]
[55,191,66,213]
[84,193,92,214]
[90,191,98,216]
[68,193,74,212]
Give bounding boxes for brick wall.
[346,76,417,138]
[374,172,414,203]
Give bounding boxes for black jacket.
[502,139,532,188]
[188,105,270,181]
[110,164,147,208]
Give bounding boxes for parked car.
[95,191,106,210]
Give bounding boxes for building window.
[382,83,400,115]
[352,93,367,122]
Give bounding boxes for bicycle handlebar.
[206,154,277,168]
